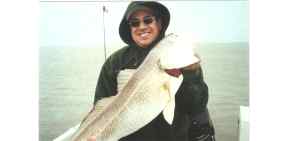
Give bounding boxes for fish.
[70,33,200,141]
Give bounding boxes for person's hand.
[87,136,96,141]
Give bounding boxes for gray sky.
[40,1,248,47]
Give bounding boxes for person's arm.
[93,56,118,105]
[177,63,215,141]
[79,57,118,124]
[176,63,208,115]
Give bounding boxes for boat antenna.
[102,5,108,60]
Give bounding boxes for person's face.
[129,10,162,48]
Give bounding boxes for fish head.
[159,34,200,70]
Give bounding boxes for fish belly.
[73,70,171,141]
[96,71,171,141]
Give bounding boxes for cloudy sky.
[40,0,248,47]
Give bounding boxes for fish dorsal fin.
[162,74,183,124]
[163,98,176,125]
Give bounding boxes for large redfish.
[70,34,200,141]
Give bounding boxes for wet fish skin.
[70,34,199,141]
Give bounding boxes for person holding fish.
[88,1,216,141]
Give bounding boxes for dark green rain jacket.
[93,1,209,141]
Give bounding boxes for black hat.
[119,1,170,45]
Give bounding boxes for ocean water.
[39,43,248,141]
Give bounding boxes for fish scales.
[72,50,169,141]
[70,34,196,141]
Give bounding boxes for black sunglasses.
[128,16,156,28]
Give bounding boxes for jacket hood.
[119,1,170,45]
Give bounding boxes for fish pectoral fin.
[162,74,184,125]
[163,98,176,125]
